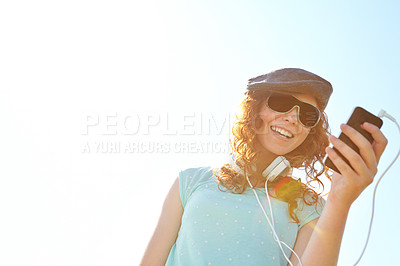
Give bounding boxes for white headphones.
[230,155,292,182]
[229,155,302,266]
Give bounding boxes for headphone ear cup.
[262,156,292,182]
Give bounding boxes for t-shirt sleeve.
[296,196,326,229]
[178,167,213,208]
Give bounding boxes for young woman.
[140,68,387,266]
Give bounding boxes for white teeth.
[271,126,293,138]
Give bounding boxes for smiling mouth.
[271,126,294,139]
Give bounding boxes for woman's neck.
[254,152,278,173]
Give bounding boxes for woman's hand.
[325,122,388,207]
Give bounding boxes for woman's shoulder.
[178,166,218,207]
[294,191,326,228]
[178,166,220,187]
[179,166,215,178]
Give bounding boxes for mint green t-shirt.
[166,167,325,266]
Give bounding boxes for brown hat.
[246,68,333,110]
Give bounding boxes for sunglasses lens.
[299,104,320,127]
[267,94,297,113]
[267,94,320,128]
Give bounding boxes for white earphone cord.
[265,178,304,265]
[246,173,303,266]
[353,110,400,265]
[244,110,398,266]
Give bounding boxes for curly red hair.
[214,90,331,223]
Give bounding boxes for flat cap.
[247,68,333,110]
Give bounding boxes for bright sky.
[1,0,399,265]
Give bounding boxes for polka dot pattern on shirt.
[165,166,326,266]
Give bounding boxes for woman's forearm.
[297,195,351,266]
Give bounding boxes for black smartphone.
[324,107,383,174]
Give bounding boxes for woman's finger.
[361,122,388,162]
[329,135,371,177]
[325,146,354,176]
[339,124,377,173]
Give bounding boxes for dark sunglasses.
[266,93,321,128]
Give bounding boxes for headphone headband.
[230,155,292,182]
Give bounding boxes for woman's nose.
[283,106,299,125]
